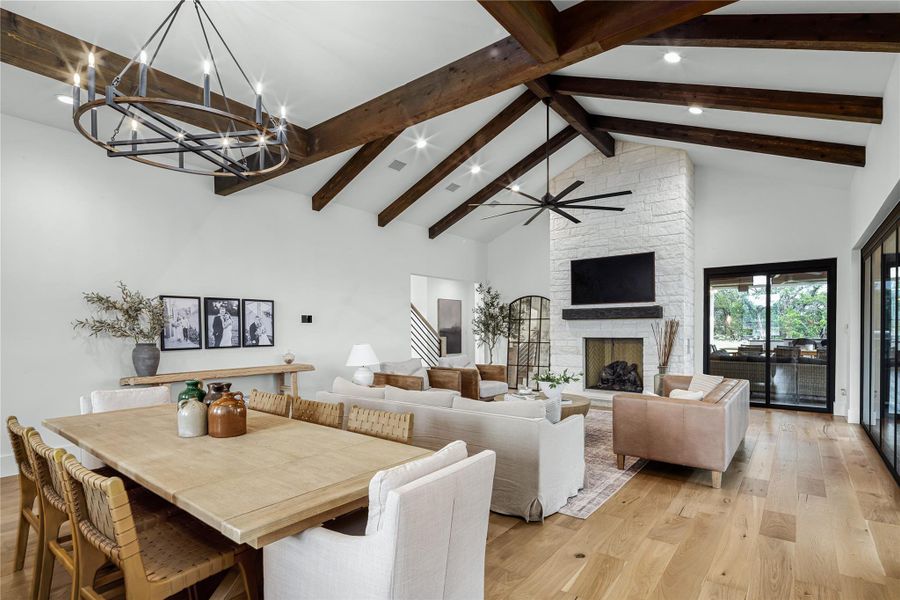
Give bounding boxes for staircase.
[410,303,442,366]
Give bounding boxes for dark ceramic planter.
[132,343,160,376]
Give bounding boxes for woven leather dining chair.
[59,454,260,600]
[291,398,344,429]
[347,406,414,444]
[248,389,291,417]
[6,417,41,596]
[26,431,176,600]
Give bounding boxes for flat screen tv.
[571,252,655,305]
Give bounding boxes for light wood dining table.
[44,404,431,549]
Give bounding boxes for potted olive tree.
[472,283,509,364]
[73,282,167,376]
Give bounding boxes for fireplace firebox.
[584,338,644,392]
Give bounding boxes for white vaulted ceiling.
[1,1,898,241]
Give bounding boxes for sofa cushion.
[479,379,509,399]
[332,376,385,399]
[384,385,456,407]
[670,389,704,401]
[366,440,468,534]
[437,355,476,369]
[452,396,545,418]
[380,358,430,389]
[688,374,724,398]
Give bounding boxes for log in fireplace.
[584,337,644,393]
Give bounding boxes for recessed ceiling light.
[688,106,703,115]
[470,165,481,175]
[663,51,681,64]
[415,138,427,149]
[56,94,74,105]
[511,184,520,192]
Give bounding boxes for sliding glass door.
[861,204,899,483]
[704,259,836,412]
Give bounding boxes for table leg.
[291,372,298,398]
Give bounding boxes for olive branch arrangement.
[73,281,167,344]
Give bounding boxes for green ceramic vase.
[178,380,207,404]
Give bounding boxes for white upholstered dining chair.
[264,441,496,600]
[78,386,170,468]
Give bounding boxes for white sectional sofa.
[317,380,585,521]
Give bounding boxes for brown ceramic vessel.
[208,391,247,438]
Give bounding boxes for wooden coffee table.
[560,394,592,419]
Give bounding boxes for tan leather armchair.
[373,369,463,393]
[429,364,508,400]
[612,374,750,488]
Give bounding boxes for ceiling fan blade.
[551,180,584,203]
[503,187,543,203]
[523,207,547,226]
[480,207,540,221]
[468,203,548,207]
[549,206,581,224]
[563,205,625,212]
[557,190,632,205]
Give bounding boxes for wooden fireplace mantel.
[562,306,663,320]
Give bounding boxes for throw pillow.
[688,373,724,397]
[411,367,431,390]
[366,440,468,534]
[379,357,423,375]
[452,396,545,418]
[670,389,704,400]
[384,385,456,408]
[332,376,385,399]
[437,355,476,369]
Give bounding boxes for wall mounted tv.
[571,252,656,305]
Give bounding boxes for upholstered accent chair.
[612,374,750,488]
[264,445,496,600]
[430,355,509,400]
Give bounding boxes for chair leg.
[76,542,106,600]
[37,508,67,600]
[711,471,722,489]
[616,454,625,470]
[15,481,38,571]
[235,549,262,600]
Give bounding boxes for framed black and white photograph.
[160,296,202,350]
[204,297,241,349]
[242,299,274,347]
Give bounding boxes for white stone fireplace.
[549,141,695,399]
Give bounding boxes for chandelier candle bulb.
[255,83,262,124]
[87,53,97,136]
[138,50,148,96]
[202,60,211,107]
[72,73,81,115]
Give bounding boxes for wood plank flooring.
[1,409,897,599]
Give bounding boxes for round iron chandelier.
[71,0,288,180]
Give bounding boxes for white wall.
[694,167,852,415]
[409,274,476,359]
[847,56,900,424]
[0,114,486,475]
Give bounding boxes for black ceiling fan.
[470,98,631,225]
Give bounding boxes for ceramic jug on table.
[205,381,231,406]
[176,380,208,437]
[208,391,247,438]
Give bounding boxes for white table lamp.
[346,343,380,386]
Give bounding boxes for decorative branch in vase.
[472,283,509,364]
[73,281,167,376]
[651,318,680,395]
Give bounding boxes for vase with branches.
[651,318,680,394]
[472,283,509,364]
[73,281,167,376]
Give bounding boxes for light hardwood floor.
[2,409,898,599]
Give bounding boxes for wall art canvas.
[438,298,462,355]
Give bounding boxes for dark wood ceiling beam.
[312,132,402,211]
[589,115,865,166]
[477,1,559,63]
[378,91,539,227]
[550,76,883,124]
[305,2,732,162]
[429,125,579,239]
[525,77,615,157]
[0,9,311,160]
[632,13,900,52]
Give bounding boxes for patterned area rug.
[559,408,646,519]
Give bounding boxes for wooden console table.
[119,364,315,397]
